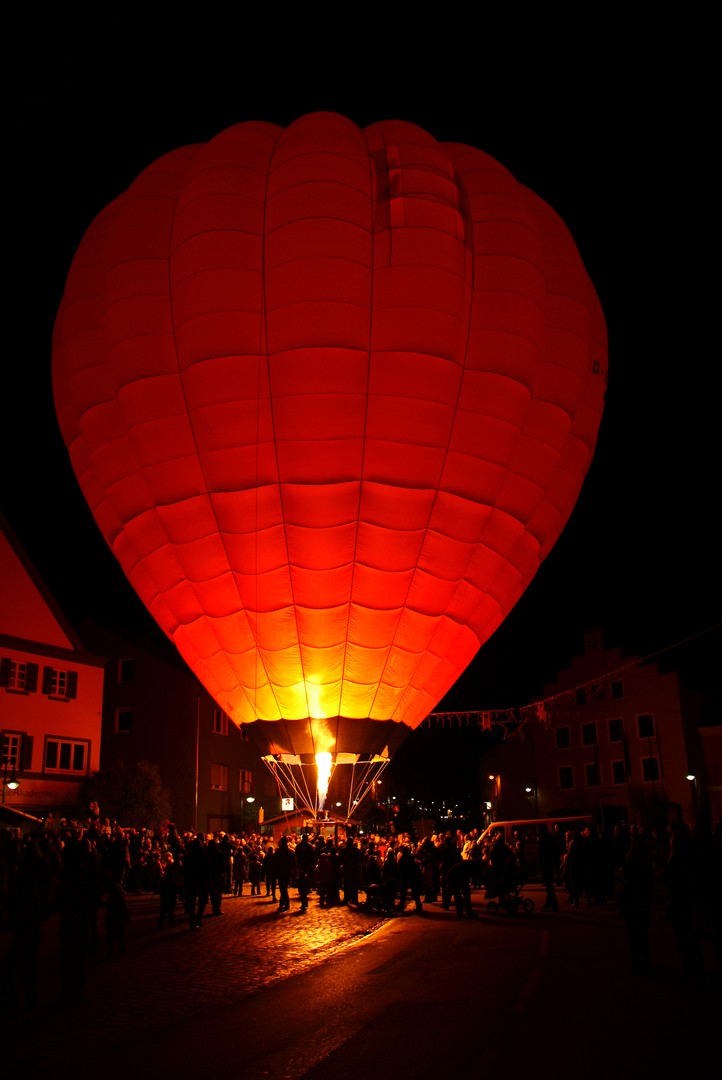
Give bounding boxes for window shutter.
[42,667,54,694]
[0,658,10,687]
[66,671,78,699]
[21,735,33,770]
[26,663,39,692]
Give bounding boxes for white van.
[477,815,594,876]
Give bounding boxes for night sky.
[4,33,719,718]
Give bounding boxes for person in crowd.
[617,828,655,975]
[182,832,211,930]
[57,833,97,1004]
[439,834,464,909]
[561,829,585,907]
[262,843,277,901]
[340,837,364,906]
[218,832,234,894]
[538,823,561,912]
[691,813,722,977]
[274,836,295,912]
[294,833,316,913]
[315,845,335,908]
[445,854,476,918]
[663,825,705,977]
[232,843,248,896]
[104,880,131,958]
[248,846,263,896]
[207,834,226,916]
[397,842,423,913]
[158,852,182,928]
[484,831,516,902]
[0,835,51,1009]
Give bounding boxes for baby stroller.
[362,881,398,916]
[485,862,534,916]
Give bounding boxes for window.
[612,760,627,785]
[637,714,655,739]
[608,718,624,742]
[2,732,21,767]
[45,739,88,774]
[611,679,624,699]
[576,687,587,705]
[585,762,600,787]
[42,667,78,700]
[555,727,571,750]
[559,766,574,789]
[117,658,135,683]
[212,709,229,736]
[210,763,228,791]
[239,769,253,794]
[239,724,250,742]
[11,661,28,690]
[0,658,38,693]
[115,708,133,733]
[642,757,660,782]
[582,722,597,746]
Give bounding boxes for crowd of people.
[1,812,720,1008]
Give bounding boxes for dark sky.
[4,35,719,716]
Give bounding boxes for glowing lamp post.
[488,775,502,820]
[241,795,255,834]
[1,756,19,804]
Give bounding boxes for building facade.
[482,630,709,830]
[0,521,105,819]
[79,619,275,833]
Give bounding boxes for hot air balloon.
[52,112,607,818]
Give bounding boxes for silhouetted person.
[538,823,560,912]
[618,831,654,975]
[397,844,423,913]
[158,853,182,927]
[562,830,585,907]
[295,834,315,913]
[692,813,722,978]
[262,844,277,900]
[274,836,295,912]
[340,838,363,906]
[57,835,96,1005]
[207,835,226,915]
[0,837,50,1009]
[664,826,704,977]
[105,881,130,957]
[183,833,210,929]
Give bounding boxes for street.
[2,881,718,1078]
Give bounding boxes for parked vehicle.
[478,816,594,878]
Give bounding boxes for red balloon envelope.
[52,113,606,811]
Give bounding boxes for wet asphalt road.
[2,883,719,1078]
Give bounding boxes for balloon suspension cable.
[261,753,391,822]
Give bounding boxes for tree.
[77,760,172,829]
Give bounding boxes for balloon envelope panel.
[52,112,606,748]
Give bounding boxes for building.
[0,518,105,818]
[78,619,276,834]
[481,630,712,830]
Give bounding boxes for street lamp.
[240,794,255,834]
[2,756,19,804]
[488,774,501,820]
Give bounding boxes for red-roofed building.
[0,517,105,817]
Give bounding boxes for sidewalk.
[1,886,391,1064]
